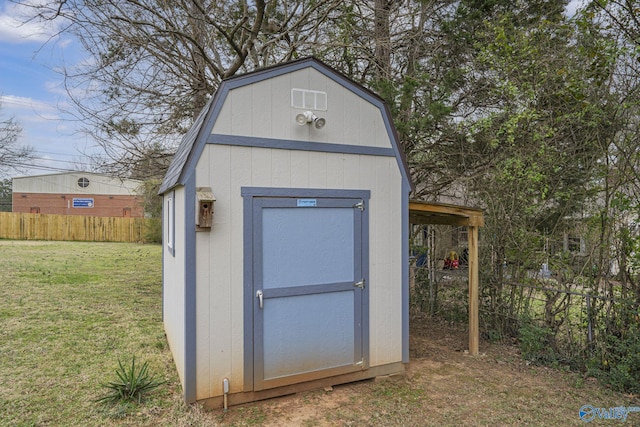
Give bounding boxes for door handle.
[256,290,263,309]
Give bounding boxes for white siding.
[194,144,403,399]
[211,68,390,149]
[368,156,404,366]
[163,188,187,389]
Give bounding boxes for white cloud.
[43,79,66,97]
[0,94,57,114]
[0,1,64,44]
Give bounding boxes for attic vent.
[291,89,327,111]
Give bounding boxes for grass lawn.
[1,240,638,426]
[0,240,200,426]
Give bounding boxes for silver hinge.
[355,358,365,368]
[353,200,365,211]
[354,279,366,289]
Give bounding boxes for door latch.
[256,290,263,309]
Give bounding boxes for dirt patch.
[212,315,639,426]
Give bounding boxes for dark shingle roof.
[159,95,216,194]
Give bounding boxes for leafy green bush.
[143,218,162,244]
[411,267,435,314]
[518,319,557,365]
[439,290,469,323]
[97,356,166,403]
[588,321,640,394]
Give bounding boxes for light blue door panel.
[263,207,354,288]
[252,196,367,390]
[263,291,354,380]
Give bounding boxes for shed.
[159,57,413,407]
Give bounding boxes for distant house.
[12,172,144,217]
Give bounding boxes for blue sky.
[0,0,97,177]
[0,0,586,179]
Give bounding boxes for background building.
[12,172,144,217]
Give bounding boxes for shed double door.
[251,196,367,391]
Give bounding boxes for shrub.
[96,356,166,404]
[518,319,557,365]
[144,218,162,244]
[411,267,434,314]
[588,323,640,394]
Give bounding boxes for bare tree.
[18,0,459,183]
[0,103,33,178]
[23,0,343,177]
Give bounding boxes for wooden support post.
[468,225,479,355]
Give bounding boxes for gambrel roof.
[160,57,412,194]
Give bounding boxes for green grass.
[1,240,638,426]
[0,240,191,426]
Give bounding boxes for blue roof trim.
[159,57,413,195]
[241,187,371,199]
[209,134,396,157]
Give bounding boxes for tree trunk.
[374,0,392,80]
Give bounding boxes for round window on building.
[78,177,90,188]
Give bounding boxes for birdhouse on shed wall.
[196,187,215,229]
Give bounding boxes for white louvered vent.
[291,89,327,111]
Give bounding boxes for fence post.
[468,225,480,356]
[586,294,593,343]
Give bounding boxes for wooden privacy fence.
[0,212,149,243]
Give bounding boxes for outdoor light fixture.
[295,110,326,129]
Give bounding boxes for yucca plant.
[96,356,166,403]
